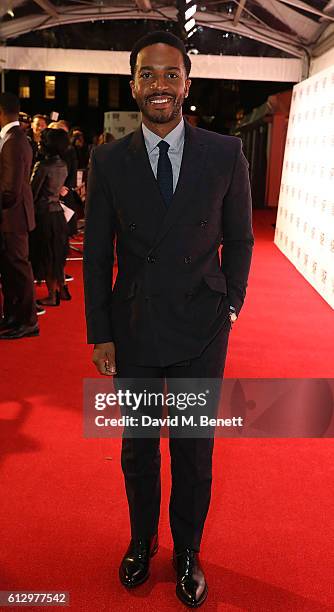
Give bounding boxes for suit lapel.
[125,127,167,219]
[150,120,208,249]
[124,121,208,249]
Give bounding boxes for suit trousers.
[115,317,231,552]
[0,232,37,326]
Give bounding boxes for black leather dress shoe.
[173,549,208,608]
[37,290,60,307]
[119,533,158,588]
[0,316,16,332]
[0,323,39,340]
[59,285,71,301]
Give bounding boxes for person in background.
[54,120,78,190]
[97,132,115,146]
[49,119,79,244]
[89,132,115,160]
[27,113,48,168]
[69,127,90,171]
[19,112,31,133]
[30,128,70,306]
[0,92,38,339]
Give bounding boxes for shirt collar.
[142,118,185,154]
[0,120,20,139]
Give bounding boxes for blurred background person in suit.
[0,92,38,339]
[27,113,48,168]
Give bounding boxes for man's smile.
[147,95,174,107]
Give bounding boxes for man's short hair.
[0,92,20,115]
[19,111,30,123]
[32,114,48,123]
[130,30,191,78]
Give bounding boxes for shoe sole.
[119,543,158,589]
[0,330,39,340]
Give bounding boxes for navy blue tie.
[157,140,173,207]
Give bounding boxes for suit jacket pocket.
[203,274,227,295]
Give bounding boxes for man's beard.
[136,93,184,124]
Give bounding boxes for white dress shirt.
[0,120,20,139]
[142,119,185,193]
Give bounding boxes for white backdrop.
[104,111,141,138]
[275,64,334,308]
[0,46,303,82]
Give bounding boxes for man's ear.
[129,79,136,100]
[184,78,191,98]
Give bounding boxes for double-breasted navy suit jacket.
[84,120,254,367]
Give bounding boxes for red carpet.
[0,210,333,611]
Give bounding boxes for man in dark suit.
[84,31,253,607]
[0,92,38,339]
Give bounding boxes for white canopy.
[0,0,334,79]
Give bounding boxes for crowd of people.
[0,92,108,339]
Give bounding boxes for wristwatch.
[229,306,238,323]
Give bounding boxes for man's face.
[73,130,84,147]
[32,117,47,135]
[130,43,191,126]
[19,116,30,131]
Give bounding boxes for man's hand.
[59,186,69,198]
[93,342,116,376]
[229,306,238,327]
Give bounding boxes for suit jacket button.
[184,256,192,264]
[147,255,156,264]
[129,223,136,231]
